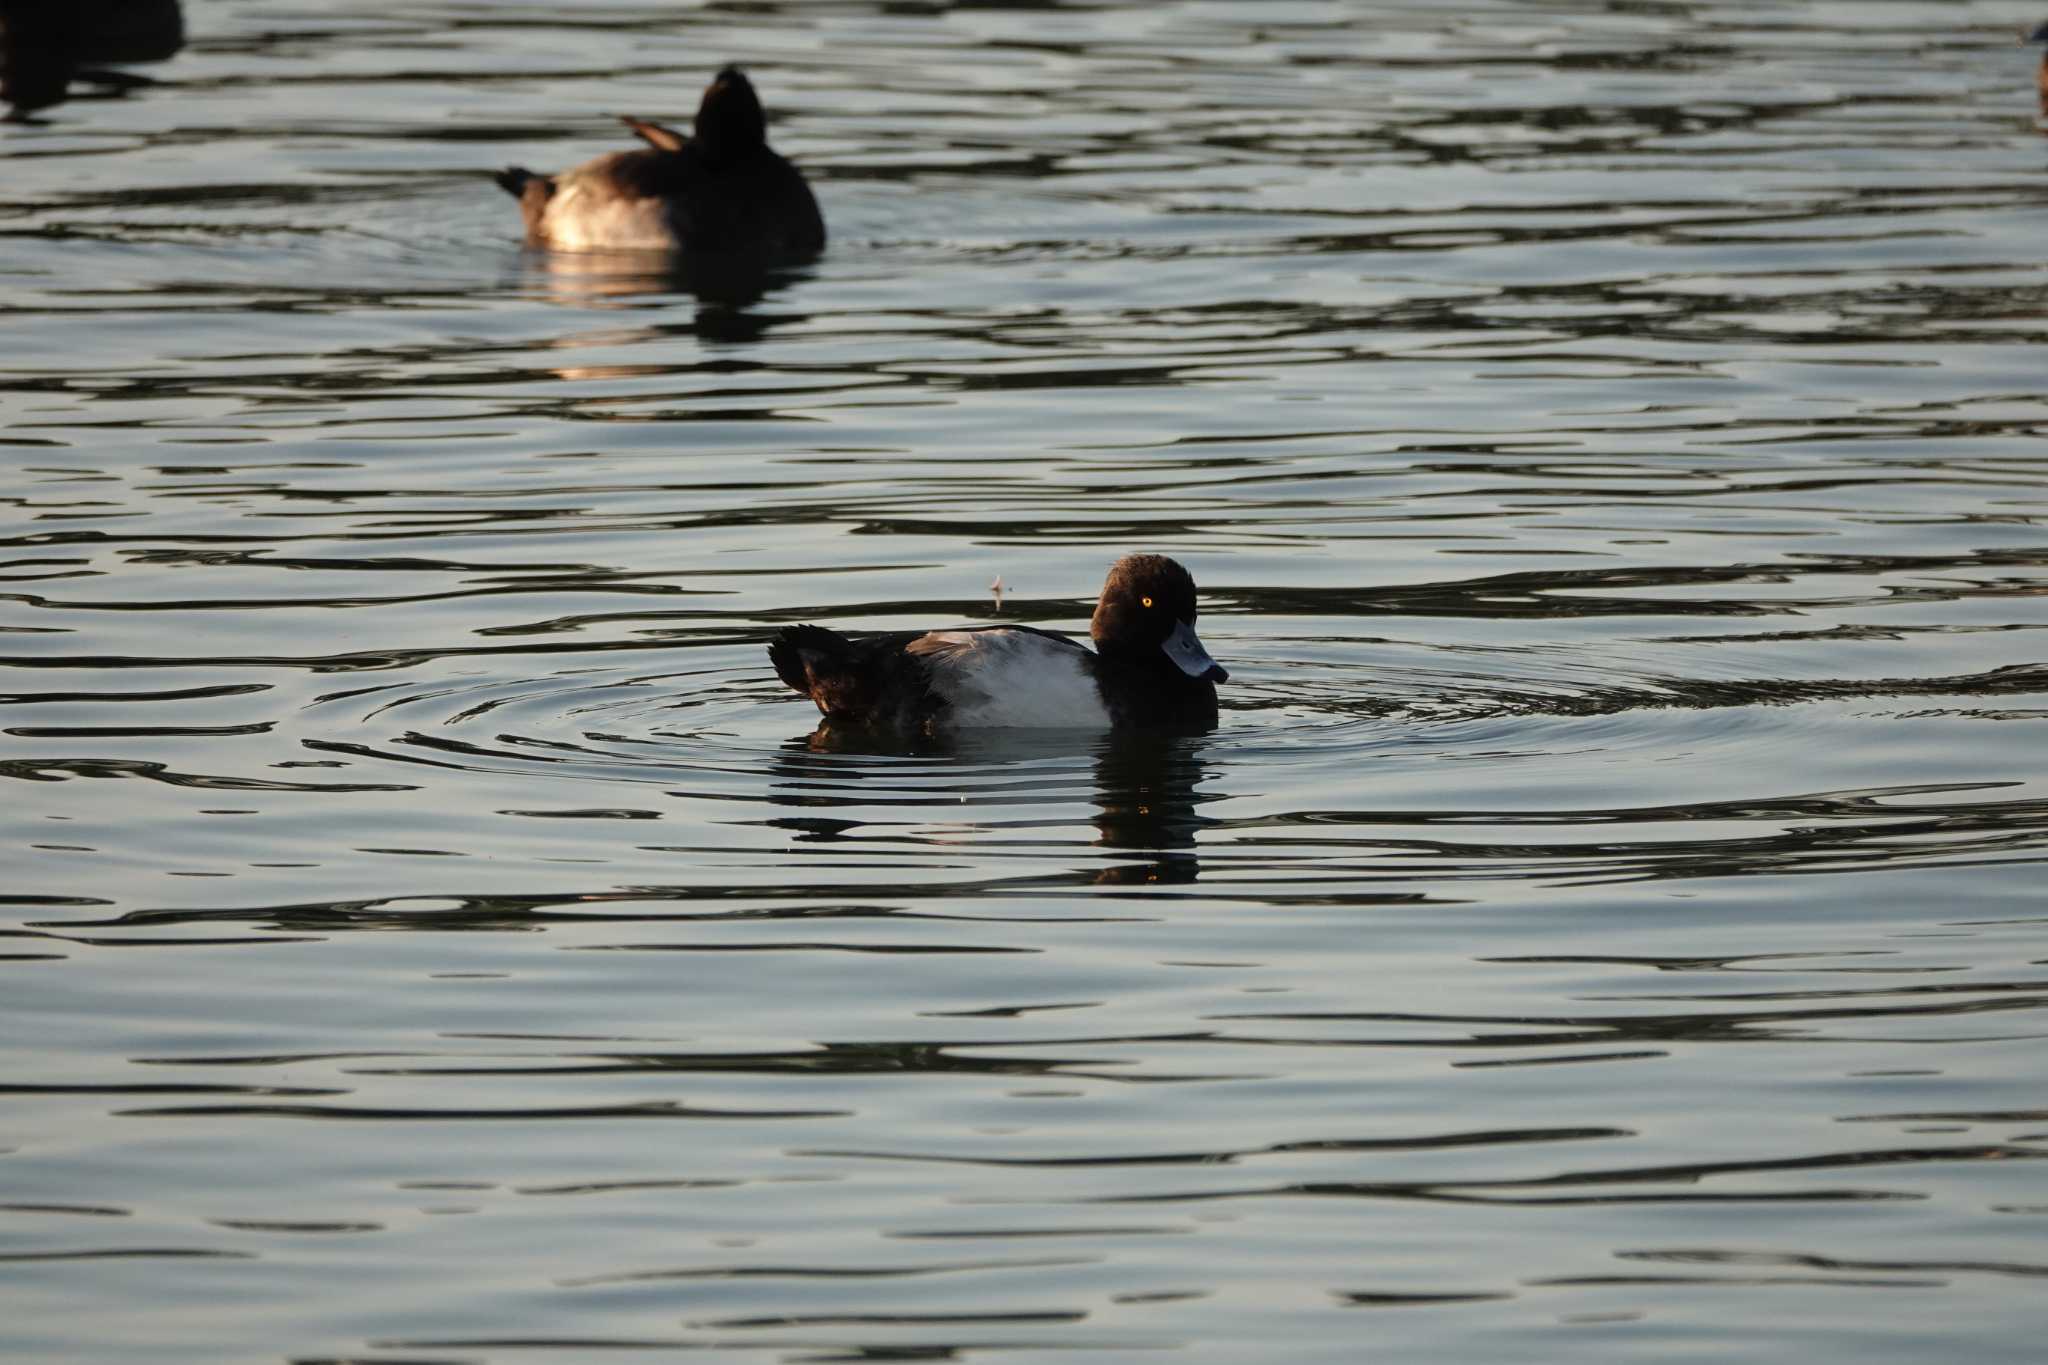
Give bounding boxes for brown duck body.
[768,555,1229,737]
[495,67,823,258]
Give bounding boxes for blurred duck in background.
[1,0,182,117]
[494,66,824,260]
[2028,20,2048,112]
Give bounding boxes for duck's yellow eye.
[1141,596,1154,608]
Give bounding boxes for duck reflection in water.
[1088,734,1215,885]
[516,259,811,381]
[513,234,816,313]
[1,0,182,118]
[767,727,1221,888]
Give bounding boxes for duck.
[2,0,183,117]
[493,66,824,257]
[769,554,1228,734]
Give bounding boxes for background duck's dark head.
[1090,554,1227,683]
[695,65,768,155]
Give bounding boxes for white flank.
[909,630,1111,729]
[540,180,681,251]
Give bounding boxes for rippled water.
[6,1,2048,1361]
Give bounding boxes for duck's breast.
[908,629,1110,729]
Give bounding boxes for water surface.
[5,2,2048,1362]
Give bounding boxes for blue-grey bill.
[1163,619,1227,683]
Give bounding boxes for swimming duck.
[494,66,824,257]
[1,0,183,116]
[769,554,1228,734]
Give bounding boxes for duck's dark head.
[2027,20,2048,44]
[696,65,768,155]
[1090,554,1227,684]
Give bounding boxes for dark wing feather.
[768,625,944,729]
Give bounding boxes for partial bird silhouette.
[494,66,823,259]
[1,0,183,117]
